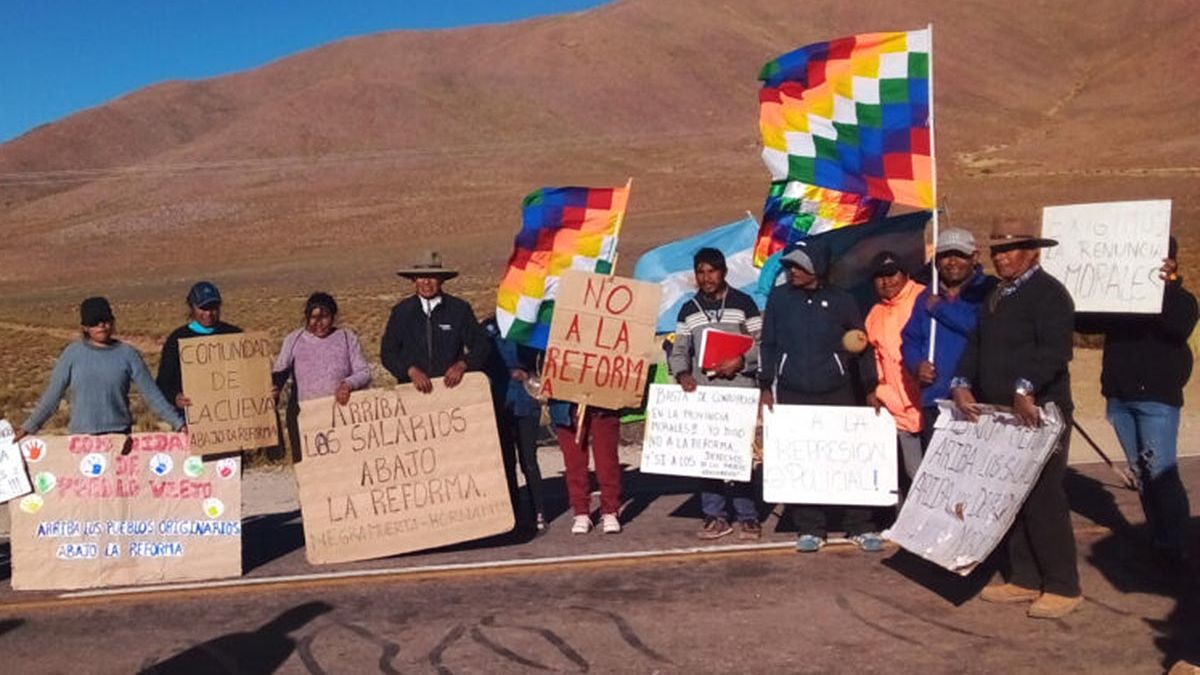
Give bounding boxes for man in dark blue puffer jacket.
[759,238,882,553]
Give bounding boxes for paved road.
[0,462,1196,673]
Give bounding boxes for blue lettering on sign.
[129,541,184,558]
[55,543,99,559]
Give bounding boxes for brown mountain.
[2,0,1197,301]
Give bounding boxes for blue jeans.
[701,480,758,523]
[1107,399,1192,554]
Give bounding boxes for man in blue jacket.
[901,228,997,447]
[759,239,882,553]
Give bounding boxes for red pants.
[554,407,622,516]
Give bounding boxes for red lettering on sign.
[605,284,633,315]
[564,314,581,342]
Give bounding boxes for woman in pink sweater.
[273,293,372,457]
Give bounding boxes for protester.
[952,217,1081,619]
[668,247,764,540]
[864,251,925,483]
[482,317,547,533]
[16,297,185,439]
[1076,236,1198,565]
[551,401,623,534]
[157,281,243,417]
[380,252,491,392]
[272,292,372,457]
[759,239,883,553]
[901,228,998,447]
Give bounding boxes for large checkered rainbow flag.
[496,184,629,348]
[753,179,887,266]
[758,29,933,208]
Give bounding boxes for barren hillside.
[1,0,1197,304]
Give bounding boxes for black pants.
[920,405,940,450]
[498,406,546,522]
[778,385,876,538]
[1003,411,1081,597]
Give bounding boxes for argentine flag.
[633,215,768,334]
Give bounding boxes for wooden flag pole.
[926,22,941,363]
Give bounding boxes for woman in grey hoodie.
[16,297,185,440]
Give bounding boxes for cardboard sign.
[180,332,278,455]
[762,405,898,506]
[8,433,242,591]
[1041,200,1171,313]
[293,373,513,565]
[883,402,1065,575]
[542,271,662,410]
[640,384,759,481]
[0,420,33,503]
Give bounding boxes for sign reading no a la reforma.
[542,270,662,410]
[1041,199,1171,313]
[762,405,898,506]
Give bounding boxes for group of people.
[12,216,1196,621]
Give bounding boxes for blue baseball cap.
[186,281,222,308]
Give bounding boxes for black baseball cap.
[871,251,903,278]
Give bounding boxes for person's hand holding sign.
[952,386,981,423]
[677,372,698,393]
[443,360,467,388]
[1013,392,1041,427]
[408,366,434,394]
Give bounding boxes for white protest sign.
[883,402,1065,575]
[0,420,33,503]
[640,384,760,482]
[762,405,898,506]
[1041,199,1171,313]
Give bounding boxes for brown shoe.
[737,520,762,541]
[979,583,1040,604]
[697,517,733,540]
[1027,592,1083,619]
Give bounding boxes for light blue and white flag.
[633,215,768,334]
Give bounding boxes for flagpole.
[926,22,940,363]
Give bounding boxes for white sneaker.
[601,513,621,534]
[571,515,592,534]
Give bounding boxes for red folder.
[698,329,754,370]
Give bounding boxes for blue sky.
[0,1,609,142]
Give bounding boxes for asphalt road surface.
[0,463,1196,673]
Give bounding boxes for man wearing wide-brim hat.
[381,252,490,394]
[950,216,1082,618]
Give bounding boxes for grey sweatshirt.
[22,339,185,434]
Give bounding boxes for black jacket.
[1077,278,1198,407]
[157,321,242,415]
[759,281,877,397]
[380,294,490,383]
[956,268,1074,413]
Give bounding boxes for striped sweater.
[668,287,762,388]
